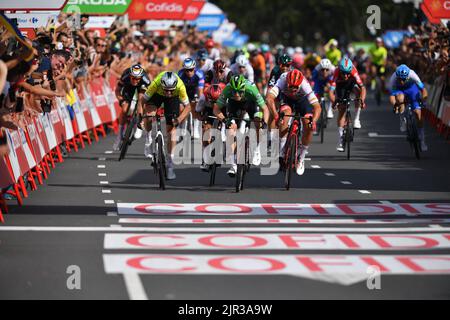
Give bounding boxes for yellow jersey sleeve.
[176,80,190,106]
[144,72,163,101]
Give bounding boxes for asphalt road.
[0,95,449,300]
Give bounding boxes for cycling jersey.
[304,53,321,70]
[144,71,189,107]
[268,65,290,88]
[330,66,364,91]
[178,68,205,101]
[217,79,265,113]
[389,69,425,93]
[250,53,266,84]
[198,58,214,73]
[369,46,388,67]
[354,54,369,75]
[117,68,151,101]
[326,48,342,66]
[311,64,335,96]
[230,62,255,83]
[269,72,319,106]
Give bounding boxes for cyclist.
[389,64,428,151]
[230,55,254,83]
[312,58,335,119]
[213,75,269,176]
[329,57,367,152]
[249,45,267,94]
[261,44,275,80]
[204,59,232,86]
[266,69,321,175]
[142,71,192,180]
[303,51,322,73]
[195,83,226,171]
[205,39,220,61]
[268,54,293,90]
[325,39,342,66]
[368,37,388,91]
[113,64,150,151]
[354,48,369,86]
[196,49,214,74]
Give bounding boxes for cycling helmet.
[295,47,303,54]
[339,57,353,74]
[205,39,214,49]
[286,69,304,88]
[396,64,410,80]
[130,64,144,78]
[161,72,178,90]
[205,83,225,102]
[319,58,333,70]
[286,47,295,57]
[278,54,293,65]
[182,57,196,69]
[235,55,248,67]
[247,43,256,52]
[261,44,270,53]
[196,49,209,60]
[213,59,226,72]
[230,75,246,91]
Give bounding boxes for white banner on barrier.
[84,83,102,127]
[18,128,36,170]
[27,122,46,162]
[5,130,22,182]
[103,83,117,121]
[72,89,88,133]
[40,113,57,150]
[56,98,74,140]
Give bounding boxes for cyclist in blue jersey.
[389,64,429,151]
[312,59,335,119]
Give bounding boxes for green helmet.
[278,54,293,65]
[229,75,246,92]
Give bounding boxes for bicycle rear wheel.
[156,135,166,190]
[345,124,353,160]
[209,163,217,186]
[320,105,325,144]
[118,121,134,161]
[284,136,296,190]
[411,123,421,160]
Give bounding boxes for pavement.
[0,95,449,300]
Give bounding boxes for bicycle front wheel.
[156,135,166,190]
[118,122,134,161]
[284,136,297,190]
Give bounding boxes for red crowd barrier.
[0,76,120,222]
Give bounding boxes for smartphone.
[15,97,24,113]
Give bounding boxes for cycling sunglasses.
[281,63,292,68]
[232,89,245,96]
[130,76,142,81]
[164,88,176,94]
[185,68,195,72]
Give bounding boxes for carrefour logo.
[146,2,183,12]
[30,18,38,23]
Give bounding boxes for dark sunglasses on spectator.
[97,44,106,48]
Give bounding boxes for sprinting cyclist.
[230,55,254,83]
[312,58,335,119]
[204,59,232,86]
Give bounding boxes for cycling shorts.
[279,94,313,117]
[391,84,422,111]
[146,93,181,126]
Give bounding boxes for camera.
[15,96,24,113]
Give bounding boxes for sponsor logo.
[68,0,127,5]
[146,2,183,13]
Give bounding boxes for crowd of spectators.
[0,12,228,157]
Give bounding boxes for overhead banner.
[181,0,205,21]
[63,0,132,15]
[145,20,183,31]
[84,16,117,29]
[127,0,192,20]
[0,0,68,10]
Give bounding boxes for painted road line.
[104,233,450,250]
[105,151,113,154]
[105,200,115,205]
[107,212,118,217]
[341,181,352,185]
[102,190,112,194]
[304,158,311,161]
[97,165,106,169]
[100,181,109,185]
[324,173,335,176]
[99,157,106,161]
[118,218,450,225]
[123,273,148,300]
[116,203,450,216]
[368,132,405,138]
[359,190,371,194]
[98,173,107,177]
[311,165,321,169]
[103,254,450,285]
[1,226,449,232]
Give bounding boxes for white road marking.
[100,181,109,185]
[0,226,448,232]
[311,165,321,169]
[102,189,112,194]
[429,225,443,228]
[341,181,352,185]
[379,201,394,205]
[97,165,106,169]
[105,151,113,154]
[98,173,107,177]
[107,212,118,217]
[105,200,115,205]
[368,132,404,138]
[359,190,371,194]
[304,158,312,161]
[99,157,106,161]
[123,273,148,300]
[325,173,335,176]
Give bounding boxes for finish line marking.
[123,273,148,300]
[368,132,405,138]
[0,226,449,232]
[116,203,450,216]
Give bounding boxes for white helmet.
[236,55,248,67]
[286,47,295,57]
[247,43,256,52]
[161,72,178,90]
[295,46,303,54]
[319,59,333,70]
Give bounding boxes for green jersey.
[217,80,265,109]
